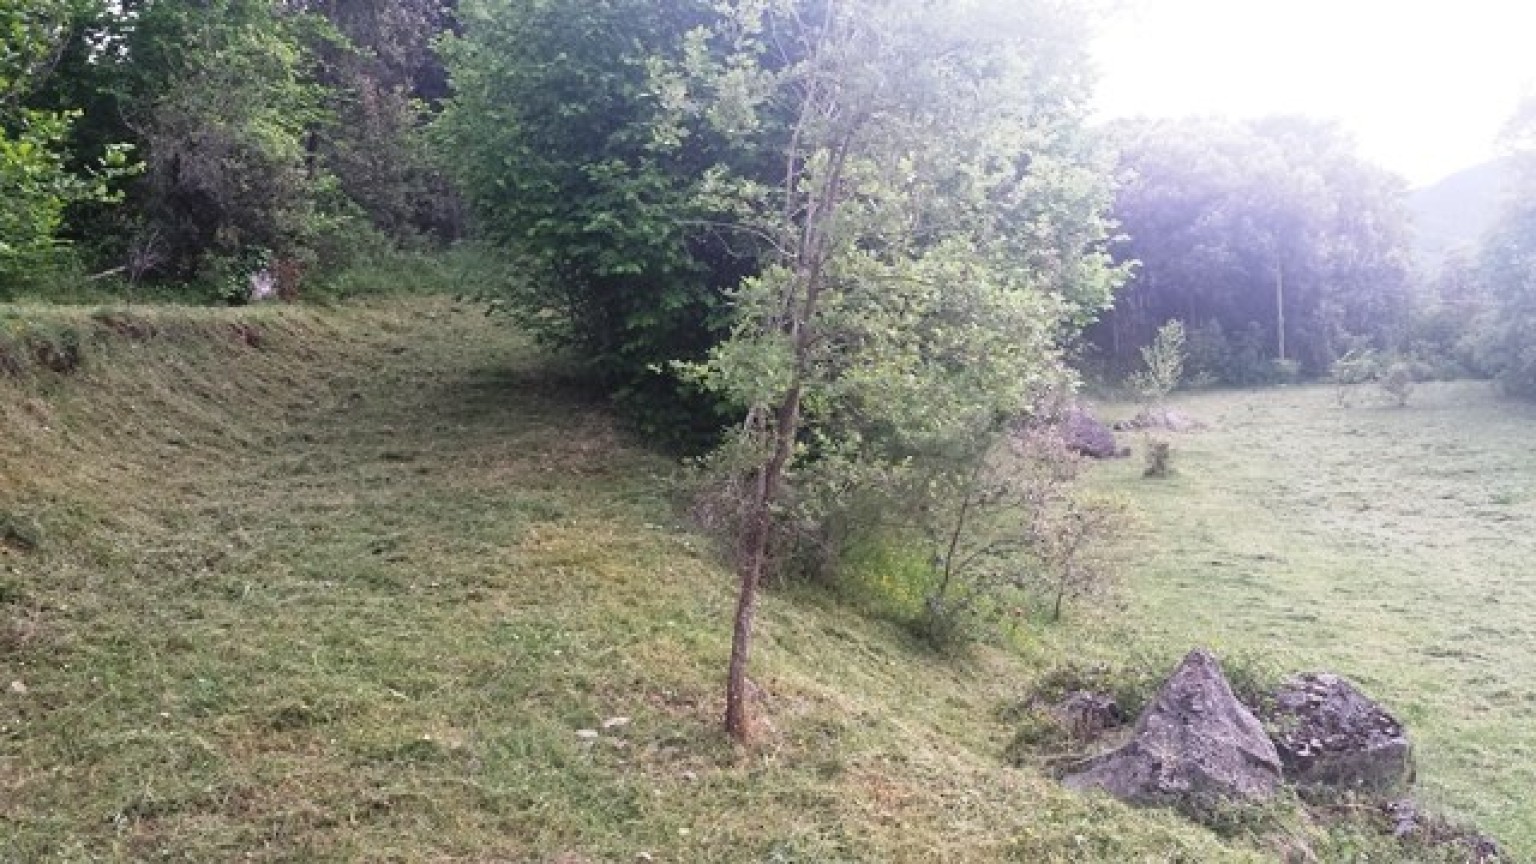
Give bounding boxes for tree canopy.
[435,0,778,446]
[1471,97,1536,397]
[1,0,459,298]
[1,0,134,280]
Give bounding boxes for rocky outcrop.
[1051,653,1503,855]
[1063,649,1282,809]
[1269,673,1413,796]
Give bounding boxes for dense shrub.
[434,0,753,449]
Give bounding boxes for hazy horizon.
[1092,0,1536,187]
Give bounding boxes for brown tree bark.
[723,384,801,740]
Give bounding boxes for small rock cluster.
[1052,404,1207,460]
[1113,407,1206,433]
[1052,649,1498,858]
[1049,690,1125,739]
[1385,799,1503,862]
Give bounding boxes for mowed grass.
[1091,383,1536,858]
[1,297,1298,863]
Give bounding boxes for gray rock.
[1270,673,1412,796]
[248,268,277,303]
[1114,407,1207,433]
[1385,798,1421,839]
[1061,405,1121,459]
[1063,649,1282,810]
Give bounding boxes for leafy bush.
[1227,322,1279,386]
[1270,357,1301,385]
[915,429,1128,647]
[1379,361,1416,407]
[1,1,140,296]
[434,0,748,450]
[1400,289,1488,382]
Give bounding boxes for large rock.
[1063,649,1282,810]
[1269,673,1412,796]
[1061,405,1121,459]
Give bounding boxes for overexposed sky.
[1091,0,1536,186]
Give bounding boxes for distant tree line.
[1091,108,1536,403]
[1088,116,1415,387]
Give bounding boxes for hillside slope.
[0,298,1488,862]
[0,298,1270,862]
[1409,160,1509,272]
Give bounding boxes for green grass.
[1090,384,1536,858]
[0,298,1514,862]
[1,298,1268,862]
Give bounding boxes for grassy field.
[0,298,1525,861]
[1090,383,1536,858]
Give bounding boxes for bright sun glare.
[1092,0,1536,186]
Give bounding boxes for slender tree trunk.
[935,446,988,607]
[1275,259,1287,361]
[1053,554,1076,622]
[723,385,801,741]
[723,257,823,745]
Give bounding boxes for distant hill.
[1409,159,1510,272]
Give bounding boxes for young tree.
[922,427,1126,644]
[667,0,1123,741]
[1131,319,1186,407]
